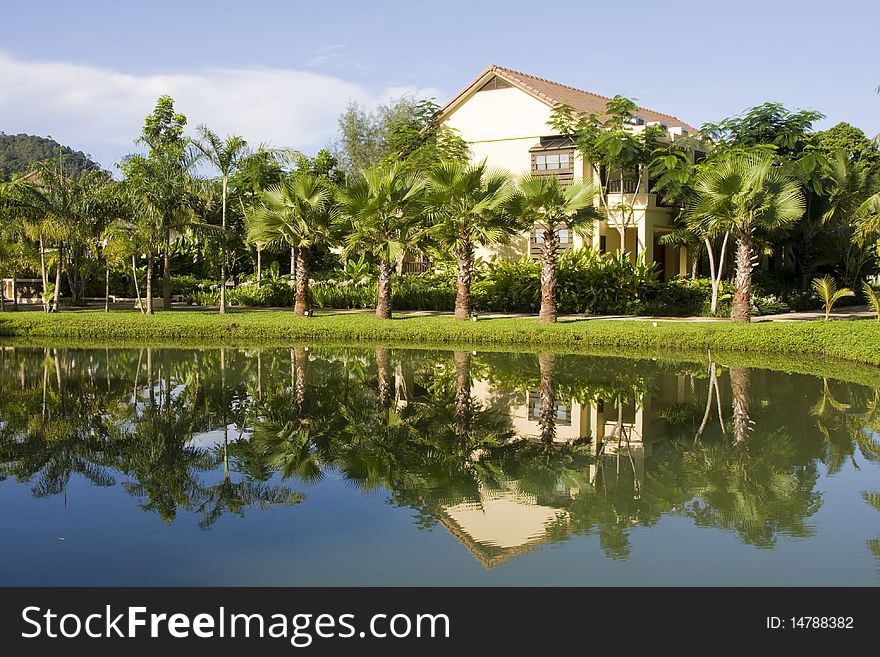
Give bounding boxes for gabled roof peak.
[442,64,696,133]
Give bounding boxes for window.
[533,225,570,244]
[527,391,572,426]
[530,137,575,183]
[534,153,568,171]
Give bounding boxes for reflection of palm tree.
[375,347,392,410]
[453,351,472,436]
[196,431,303,530]
[538,353,556,444]
[729,367,751,445]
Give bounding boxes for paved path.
[7,302,875,322]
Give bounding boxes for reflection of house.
[437,65,696,280]
[437,484,571,568]
[435,374,694,566]
[392,360,698,567]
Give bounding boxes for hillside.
[0,133,101,181]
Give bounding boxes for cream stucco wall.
[444,86,554,145]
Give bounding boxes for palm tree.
[232,146,288,284]
[11,165,112,311]
[247,171,336,316]
[688,154,804,322]
[340,164,426,319]
[812,275,854,320]
[194,128,251,314]
[121,147,200,311]
[507,176,601,323]
[426,160,514,319]
[863,283,880,323]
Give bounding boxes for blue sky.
[1,0,877,168]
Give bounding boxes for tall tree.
[120,148,200,314]
[247,171,337,316]
[425,160,514,319]
[507,176,601,323]
[340,164,426,319]
[194,128,251,314]
[335,97,466,176]
[687,154,805,322]
[125,96,192,309]
[550,97,663,254]
[231,146,289,283]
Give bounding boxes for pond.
[0,345,878,586]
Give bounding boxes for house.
[437,65,697,279]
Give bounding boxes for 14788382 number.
[790,617,853,629]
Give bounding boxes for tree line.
[1,92,879,323]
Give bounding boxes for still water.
[0,345,878,586]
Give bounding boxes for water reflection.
[1,345,879,576]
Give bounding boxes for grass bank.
[1,309,879,367]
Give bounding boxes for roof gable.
[440,64,696,133]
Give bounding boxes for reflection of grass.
[3,310,880,369]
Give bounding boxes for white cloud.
[0,52,441,169]
[304,43,347,67]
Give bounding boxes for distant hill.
[0,133,102,181]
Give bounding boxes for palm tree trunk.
[453,350,472,435]
[104,264,110,312]
[289,247,296,288]
[375,346,392,410]
[256,243,262,284]
[39,237,48,313]
[12,270,18,310]
[294,247,309,316]
[146,253,154,315]
[730,367,750,445]
[731,229,754,322]
[132,255,144,314]
[454,240,473,320]
[376,257,392,320]
[219,176,228,315]
[539,228,559,323]
[52,242,62,312]
[163,226,171,309]
[538,353,556,444]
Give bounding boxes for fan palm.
[688,154,805,322]
[247,171,337,316]
[340,164,426,319]
[194,128,251,314]
[506,176,601,323]
[425,160,514,319]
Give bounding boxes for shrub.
[472,260,540,312]
[641,277,711,316]
[471,250,659,315]
[171,275,214,297]
[228,282,294,307]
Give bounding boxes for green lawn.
[1,309,879,367]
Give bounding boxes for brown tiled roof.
[441,64,697,133]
